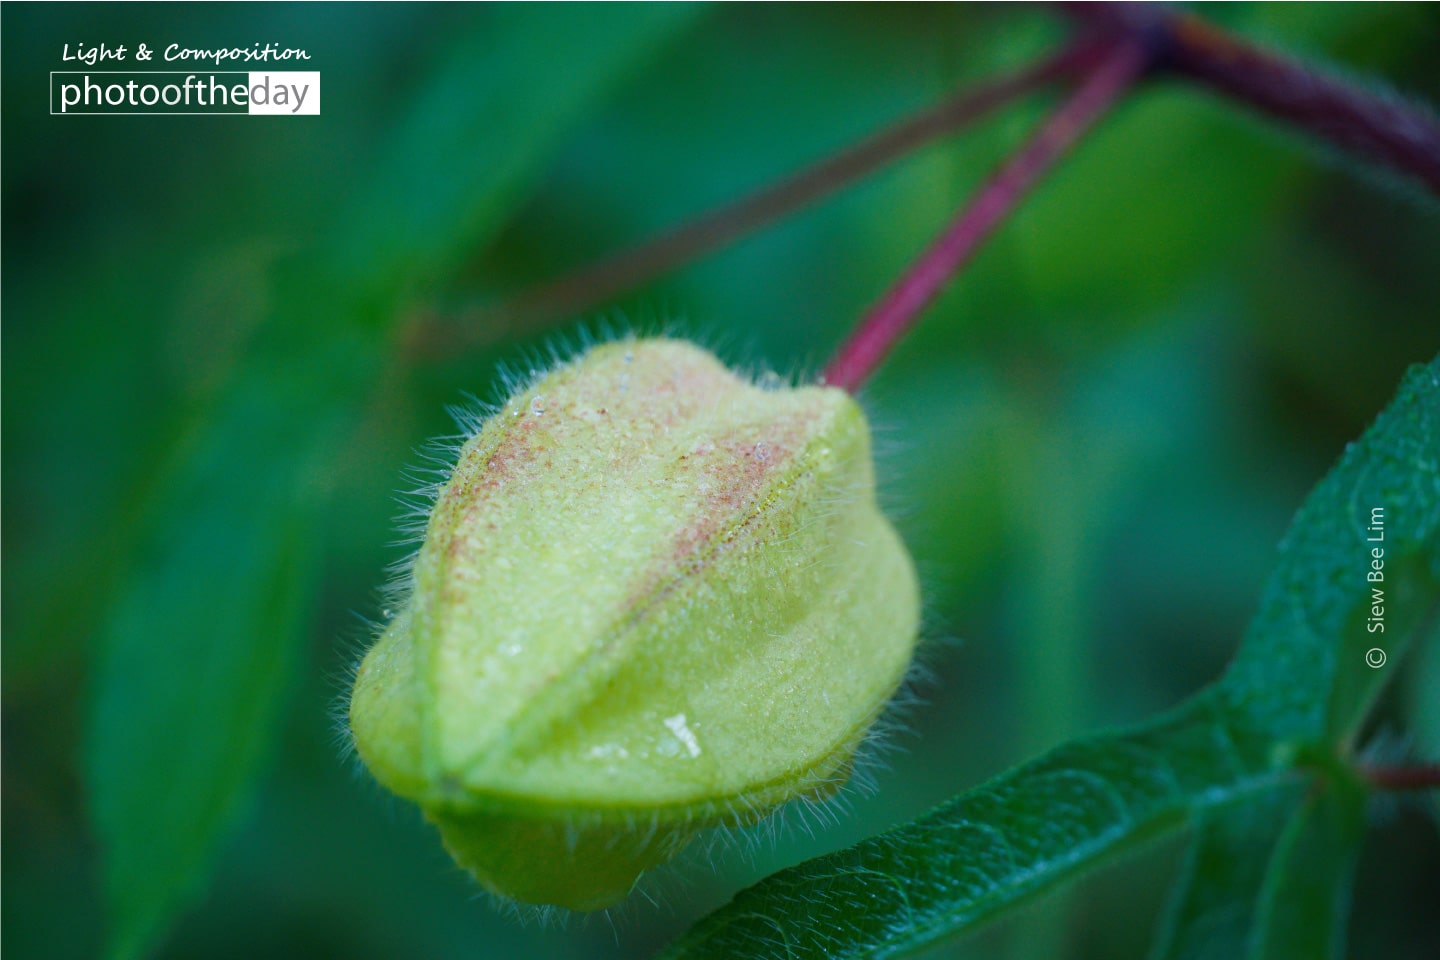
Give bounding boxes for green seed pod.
[349,338,920,911]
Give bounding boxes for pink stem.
[1360,763,1440,792]
[823,35,1152,392]
[1067,4,1440,195]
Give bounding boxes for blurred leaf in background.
[4,3,1438,960]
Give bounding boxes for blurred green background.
[5,3,1439,958]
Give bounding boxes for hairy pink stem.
[824,36,1152,392]
[1168,16,1440,194]
[1066,3,1440,195]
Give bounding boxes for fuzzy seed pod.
[349,338,920,911]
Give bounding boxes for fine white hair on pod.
[343,327,924,915]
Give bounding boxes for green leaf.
[1148,786,1304,960]
[1250,780,1367,960]
[658,693,1294,960]
[328,2,709,304]
[1220,359,1440,745]
[84,9,710,959]
[86,306,385,960]
[86,370,328,960]
[1153,358,1438,960]
[1150,779,1366,960]
[661,360,1440,960]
